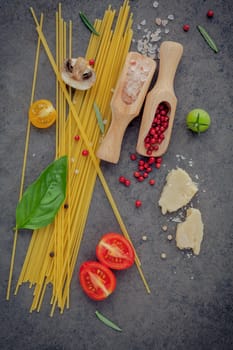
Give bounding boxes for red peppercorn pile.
[144,102,170,156]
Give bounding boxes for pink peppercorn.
[124,179,131,187]
[130,153,137,161]
[119,176,126,184]
[135,200,142,208]
[183,24,190,32]
[207,10,214,18]
[89,58,95,66]
[82,149,89,156]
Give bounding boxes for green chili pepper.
[79,11,100,36]
[197,25,218,53]
[95,311,122,332]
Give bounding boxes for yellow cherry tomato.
[29,99,57,128]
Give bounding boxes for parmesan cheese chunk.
[159,168,198,214]
[176,208,204,255]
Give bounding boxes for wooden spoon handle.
[96,114,127,164]
[156,41,183,92]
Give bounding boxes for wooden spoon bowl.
[96,52,156,163]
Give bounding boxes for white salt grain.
[161,19,168,26]
[168,14,174,20]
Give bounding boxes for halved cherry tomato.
[29,99,57,128]
[96,233,135,270]
[79,261,116,301]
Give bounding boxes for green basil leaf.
[16,155,68,230]
[94,102,105,134]
[95,310,122,332]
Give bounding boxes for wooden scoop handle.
[155,41,183,92]
[96,112,128,164]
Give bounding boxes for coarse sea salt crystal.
[168,14,174,20]
[153,1,159,8]
[140,19,146,25]
[151,33,161,42]
[164,28,170,34]
[137,40,144,52]
[161,19,168,26]
[155,17,162,26]
[172,217,182,223]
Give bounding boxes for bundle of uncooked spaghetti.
[8,1,151,316]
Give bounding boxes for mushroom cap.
[61,57,96,90]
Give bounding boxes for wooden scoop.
[136,41,183,157]
[96,52,156,163]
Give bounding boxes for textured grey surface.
[0,0,233,349]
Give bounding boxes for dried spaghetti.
[8,1,150,316]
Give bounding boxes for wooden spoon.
[96,52,156,163]
[136,41,183,157]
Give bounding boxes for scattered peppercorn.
[89,58,95,66]
[130,153,137,161]
[135,200,142,208]
[74,135,80,141]
[49,251,55,258]
[148,156,155,164]
[183,24,190,32]
[82,149,89,156]
[119,176,126,184]
[138,176,144,182]
[64,203,69,209]
[124,179,131,187]
[207,9,214,18]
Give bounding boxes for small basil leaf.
[94,102,105,134]
[95,310,122,332]
[16,155,68,230]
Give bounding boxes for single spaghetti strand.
[6,13,44,300]
[66,18,73,309]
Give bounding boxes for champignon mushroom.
[61,57,96,90]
